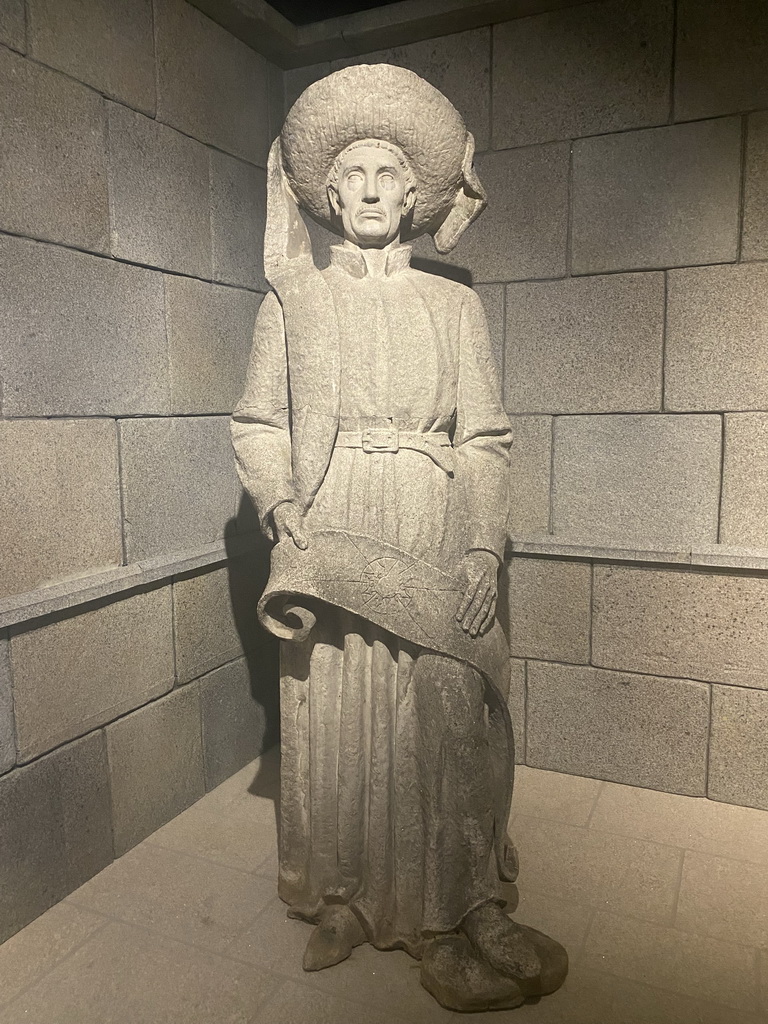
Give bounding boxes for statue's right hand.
[272,501,309,550]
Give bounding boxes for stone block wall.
[286,0,768,811]
[0,0,282,945]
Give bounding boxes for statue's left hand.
[455,550,499,638]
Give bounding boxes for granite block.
[106,683,205,854]
[666,263,768,411]
[0,731,113,944]
[505,273,664,414]
[743,111,768,260]
[154,0,269,165]
[507,557,591,664]
[210,150,267,291]
[508,657,525,765]
[593,565,768,688]
[709,685,768,810]
[11,586,174,760]
[165,276,258,414]
[331,27,491,151]
[721,415,768,548]
[200,658,269,790]
[1,920,278,1023]
[507,415,551,537]
[173,555,268,685]
[552,414,721,548]
[572,118,742,274]
[675,0,768,121]
[493,0,672,148]
[108,103,211,278]
[415,144,569,283]
[0,635,14,775]
[267,61,284,146]
[0,418,122,600]
[284,62,331,112]
[0,47,108,253]
[28,0,155,114]
[526,661,710,794]
[474,284,503,377]
[119,416,236,562]
[0,234,169,416]
[0,0,25,50]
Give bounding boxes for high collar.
[329,243,412,279]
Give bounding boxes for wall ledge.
[510,538,768,575]
[0,535,263,631]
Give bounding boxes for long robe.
[232,243,513,958]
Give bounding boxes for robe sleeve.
[230,291,294,542]
[453,286,512,562]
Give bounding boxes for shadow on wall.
[224,499,281,816]
[411,256,473,287]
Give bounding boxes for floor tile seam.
[584,820,768,869]
[583,906,766,956]
[668,846,687,927]
[584,779,606,827]
[255,975,417,1024]
[0,918,112,1014]
[582,963,765,1019]
[139,835,277,877]
[61,898,295,974]
[666,915,768,952]
[514,809,691,855]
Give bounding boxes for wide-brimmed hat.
[279,63,486,253]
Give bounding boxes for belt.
[335,428,454,475]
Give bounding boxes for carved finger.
[455,577,478,620]
[469,588,494,637]
[287,518,309,551]
[461,580,490,633]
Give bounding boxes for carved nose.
[362,193,379,204]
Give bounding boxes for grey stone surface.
[505,273,664,415]
[0,0,25,50]
[721,415,768,548]
[593,565,768,688]
[526,661,709,795]
[11,586,174,761]
[710,685,768,810]
[154,0,269,166]
[210,150,267,291]
[552,414,721,548]
[28,0,155,114]
[0,418,122,600]
[331,27,491,151]
[0,234,169,417]
[0,47,108,253]
[200,658,269,790]
[509,658,525,765]
[674,0,768,121]
[474,284,503,377]
[414,144,569,283]
[284,62,330,112]
[0,731,112,944]
[173,554,268,686]
[119,416,237,562]
[165,276,258,415]
[267,61,284,146]
[666,263,768,412]
[493,0,672,148]
[572,118,742,274]
[507,416,551,538]
[0,635,14,776]
[107,682,205,855]
[507,558,591,664]
[743,111,768,261]
[108,103,211,278]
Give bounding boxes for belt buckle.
[362,427,399,453]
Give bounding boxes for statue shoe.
[462,903,542,994]
[302,905,366,972]
[511,922,569,996]
[420,933,525,1013]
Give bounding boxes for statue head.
[275,64,487,256]
[327,139,416,248]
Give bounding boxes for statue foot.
[302,905,366,972]
[421,933,525,1012]
[462,904,568,998]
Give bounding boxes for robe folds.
[232,243,514,958]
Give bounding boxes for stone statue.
[231,64,567,1013]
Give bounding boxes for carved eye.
[379,172,396,191]
[346,171,364,190]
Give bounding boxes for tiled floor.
[1,748,767,1023]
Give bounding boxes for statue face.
[329,144,415,248]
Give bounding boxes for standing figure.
[232,64,567,1013]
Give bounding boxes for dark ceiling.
[268,0,403,25]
